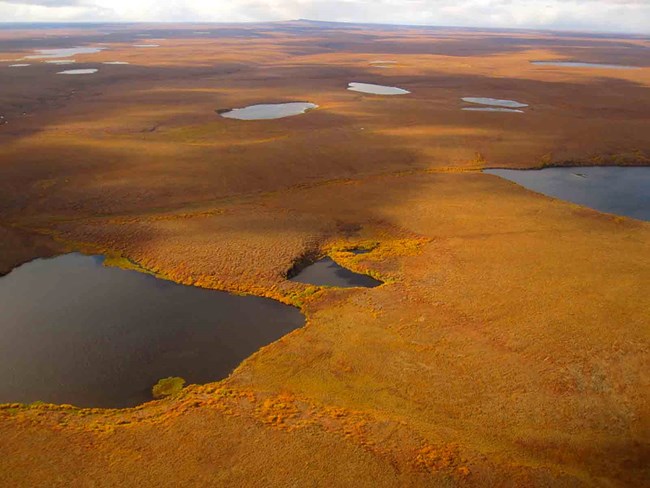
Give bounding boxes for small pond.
[348,82,410,95]
[0,254,305,408]
[369,60,397,68]
[103,61,130,65]
[462,97,528,108]
[485,166,650,221]
[25,47,105,59]
[290,257,382,288]
[219,102,318,120]
[531,61,639,70]
[45,60,76,65]
[57,69,98,75]
[349,248,373,255]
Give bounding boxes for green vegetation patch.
[152,377,186,400]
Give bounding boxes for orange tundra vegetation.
[0,21,649,487]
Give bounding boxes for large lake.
[485,166,650,221]
[0,254,304,408]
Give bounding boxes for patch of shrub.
[152,377,186,400]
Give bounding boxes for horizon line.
[0,18,647,37]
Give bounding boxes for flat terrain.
[0,21,648,486]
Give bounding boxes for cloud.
[1,0,86,5]
[0,0,648,34]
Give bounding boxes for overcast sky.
[1,0,648,35]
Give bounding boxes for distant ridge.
[283,18,646,38]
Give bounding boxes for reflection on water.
[103,61,130,65]
[531,61,639,69]
[220,102,318,120]
[348,82,410,95]
[0,254,305,408]
[485,167,650,221]
[290,257,382,288]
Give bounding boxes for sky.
[1,0,649,35]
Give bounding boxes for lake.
[0,254,305,408]
[485,166,650,221]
